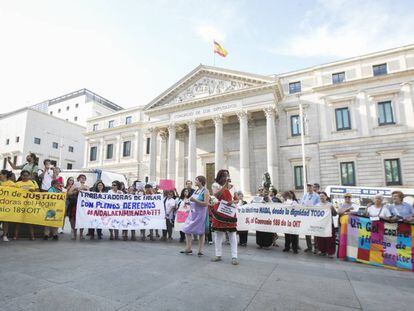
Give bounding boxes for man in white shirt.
[38,159,53,192]
[301,183,321,252]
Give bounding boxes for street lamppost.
[297,94,307,188]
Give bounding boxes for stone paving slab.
[1,233,414,311]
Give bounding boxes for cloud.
[197,24,226,43]
[269,0,414,58]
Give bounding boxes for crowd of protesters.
[1,152,414,266]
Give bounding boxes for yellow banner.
[0,186,66,227]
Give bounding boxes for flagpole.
[213,40,216,66]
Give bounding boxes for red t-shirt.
[211,188,237,230]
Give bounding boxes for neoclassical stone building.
[84,44,414,195]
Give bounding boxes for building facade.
[84,44,414,194]
[31,88,123,127]
[1,89,123,171]
[0,108,85,170]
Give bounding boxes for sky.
[1,0,414,112]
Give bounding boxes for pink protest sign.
[158,179,175,190]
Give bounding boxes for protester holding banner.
[315,192,337,258]
[211,170,238,265]
[301,183,320,253]
[161,190,176,241]
[282,191,299,254]
[256,189,274,250]
[236,191,248,247]
[13,170,39,240]
[108,180,123,240]
[43,179,62,240]
[141,183,155,241]
[180,176,210,256]
[388,191,414,223]
[87,180,105,240]
[365,195,392,221]
[338,194,359,216]
[124,186,137,241]
[68,174,89,240]
[175,188,191,243]
[0,169,15,242]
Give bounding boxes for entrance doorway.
[205,163,215,192]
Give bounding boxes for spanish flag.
[214,40,228,57]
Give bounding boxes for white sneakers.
[2,236,9,242]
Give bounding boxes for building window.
[93,124,98,131]
[106,144,114,159]
[289,81,301,94]
[294,165,304,190]
[34,137,41,145]
[108,120,114,128]
[290,115,301,136]
[332,72,345,84]
[340,162,356,186]
[378,101,395,125]
[373,63,387,76]
[90,146,97,161]
[123,141,131,157]
[52,142,59,149]
[58,109,61,113]
[16,136,19,143]
[335,107,351,131]
[125,116,132,125]
[74,116,78,121]
[3,158,7,169]
[13,156,17,165]
[67,163,73,169]
[66,106,70,111]
[68,146,74,152]
[146,137,151,154]
[50,111,53,115]
[384,159,402,185]
[75,103,79,108]
[5,139,9,145]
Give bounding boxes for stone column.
[264,107,278,188]
[159,130,168,179]
[99,137,105,166]
[237,111,251,195]
[148,128,158,182]
[213,115,224,174]
[134,130,142,180]
[167,124,176,180]
[356,91,370,136]
[187,120,197,181]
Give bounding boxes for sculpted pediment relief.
[163,77,254,106]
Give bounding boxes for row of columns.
[148,107,278,194]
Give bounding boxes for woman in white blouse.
[365,195,391,221]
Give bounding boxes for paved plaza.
[0,231,413,311]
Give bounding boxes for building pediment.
[144,65,275,111]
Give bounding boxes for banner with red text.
[237,203,332,237]
[75,191,166,230]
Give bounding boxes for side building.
[1,89,123,171]
[0,108,85,170]
[84,44,414,194]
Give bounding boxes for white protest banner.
[75,191,166,230]
[217,200,237,218]
[237,203,332,237]
[174,201,190,232]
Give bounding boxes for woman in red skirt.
[315,191,337,258]
[210,169,239,265]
